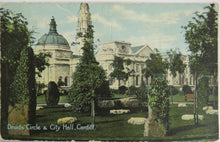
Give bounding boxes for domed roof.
[37,17,69,46]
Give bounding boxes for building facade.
[34,2,195,90]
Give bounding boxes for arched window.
[136,76,139,85]
[65,77,68,86]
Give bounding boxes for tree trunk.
[91,98,95,125]
[194,73,198,126]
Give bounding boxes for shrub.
[135,87,148,102]
[198,77,210,107]
[95,80,112,100]
[118,86,128,94]
[126,86,137,96]
[45,81,60,106]
[182,85,192,95]
[149,78,169,135]
[168,85,179,95]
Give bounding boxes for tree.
[182,85,193,95]
[183,4,217,75]
[1,8,51,136]
[143,53,169,81]
[167,49,186,104]
[68,25,108,124]
[149,78,169,136]
[197,76,210,108]
[45,81,60,106]
[110,56,129,89]
[167,49,186,77]
[1,8,32,137]
[183,4,218,125]
[10,47,36,127]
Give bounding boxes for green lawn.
[37,95,69,104]
[8,103,218,141]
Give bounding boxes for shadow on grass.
[168,124,205,136]
[95,119,124,124]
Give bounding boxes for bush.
[135,87,148,102]
[182,85,192,95]
[118,86,128,94]
[126,86,137,96]
[198,77,210,107]
[95,80,112,100]
[150,78,169,135]
[168,85,179,95]
[110,89,119,95]
[45,81,60,106]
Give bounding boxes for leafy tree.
[68,25,108,124]
[197,77,210,108]
[183,4,218,125]
[36,82,46,96]
[10,47,36,129]
[1,8,32,136]
[149,78,169,136]
[182,85,193,95]
[1,8,51,136]
[167,49,186,77]
[34,52,51,77]
[183,4,217,75]
[110,56,129,88]
[168,85,179,96]
[167,49,186,103]
[143,53,169,81]
[45,81,60,106]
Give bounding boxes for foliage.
[182,85,193,95]
[118,86,128,94]
[36,82,46,96]
[183,4,217,75]
[0,8,33,136]
[45,81,60,106]
[10,47,36,127]
[135,87,148,102]
[95,80,112,100]
[68,25,108,113]
[168,85,179,96]
[167,49,186,77]
[126,86,137,96]
[150,78,169,132]
[197,77,210,107]
[143,53,169,80]
[110,56,129,87]
[34,52,51,77]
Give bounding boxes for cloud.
[112,5,184,24]
[127,33,180,52]
[56,4,73,15]
[92,13,122,29]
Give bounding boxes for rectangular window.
[136,64,139,72]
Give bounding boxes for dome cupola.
[37,17,69,46]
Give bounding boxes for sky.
[1,2,216,54]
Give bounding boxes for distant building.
[96,41,154,89]
[162,54,195,90]
[34,17,78,89]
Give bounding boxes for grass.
[6,103,218,141]
[112,94,136,99]
[37,95,69,104]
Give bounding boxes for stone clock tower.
[76,2,92,56]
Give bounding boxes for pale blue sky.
[1,2,214,54]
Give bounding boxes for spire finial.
[49,16,57,33]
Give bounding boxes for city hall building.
[34,3,195,90]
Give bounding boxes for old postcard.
[0,0,219,141]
